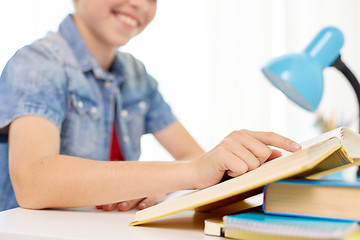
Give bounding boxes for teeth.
[119,15,137,27]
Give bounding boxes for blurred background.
[1,0,359,167]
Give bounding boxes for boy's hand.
[190,130,301,190]
[96,194,167,211]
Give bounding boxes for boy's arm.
[154,121,205,160]
[9,116,193,209]
[9,115,300,210]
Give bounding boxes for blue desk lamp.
[262,26,360,128]
[262,26,360,176]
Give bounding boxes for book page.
[298,127,360,160]
[280,127,343,158]
[341,128,360,160]
[300,127,342,149]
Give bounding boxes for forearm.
[11,155,193,209]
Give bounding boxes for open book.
[130,127,360,226]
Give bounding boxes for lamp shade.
[262,27,344,112]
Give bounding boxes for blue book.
[223,211,359,240]
[263,179,360,221]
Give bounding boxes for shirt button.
[104,81,111,88]
[121,110,128,118]
[77,101,84,109]
[94,69,102,76]
[123,135,130,143]
[90,107,97,114]
[138,101,146,110]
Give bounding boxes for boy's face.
[74,0,157,48]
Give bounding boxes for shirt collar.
[58,14,123,82]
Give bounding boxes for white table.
[0,207,224,240]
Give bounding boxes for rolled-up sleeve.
[0,44,67,131]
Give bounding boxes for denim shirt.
[0,15,177,211]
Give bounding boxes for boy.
[0,0,300,212]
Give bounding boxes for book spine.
[262,185,269,213]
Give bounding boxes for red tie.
[109,123,124,161]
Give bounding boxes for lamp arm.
[331,56,360,177]
[331,55,360,133]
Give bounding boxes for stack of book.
[205,180,360,239]
[205,183,360,239]
[130,127,360,239]
[204,127,360,240]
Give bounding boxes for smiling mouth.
[113,11,139,28]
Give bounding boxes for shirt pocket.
[121,101,148,153]
[60,93,101,159]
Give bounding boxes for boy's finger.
[117,199,143,211]
[137,198,154,210]
[102,203,116,211]
[230,133,273,164]
[248,131,301,152]
[138,194,167,210]
[266,149,283,161]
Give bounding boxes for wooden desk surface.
[0,207,224,240]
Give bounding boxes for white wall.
[123,0,282,160]
[0,0,73,70]
[1,0,359,161]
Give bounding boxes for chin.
[111,37,132,47]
